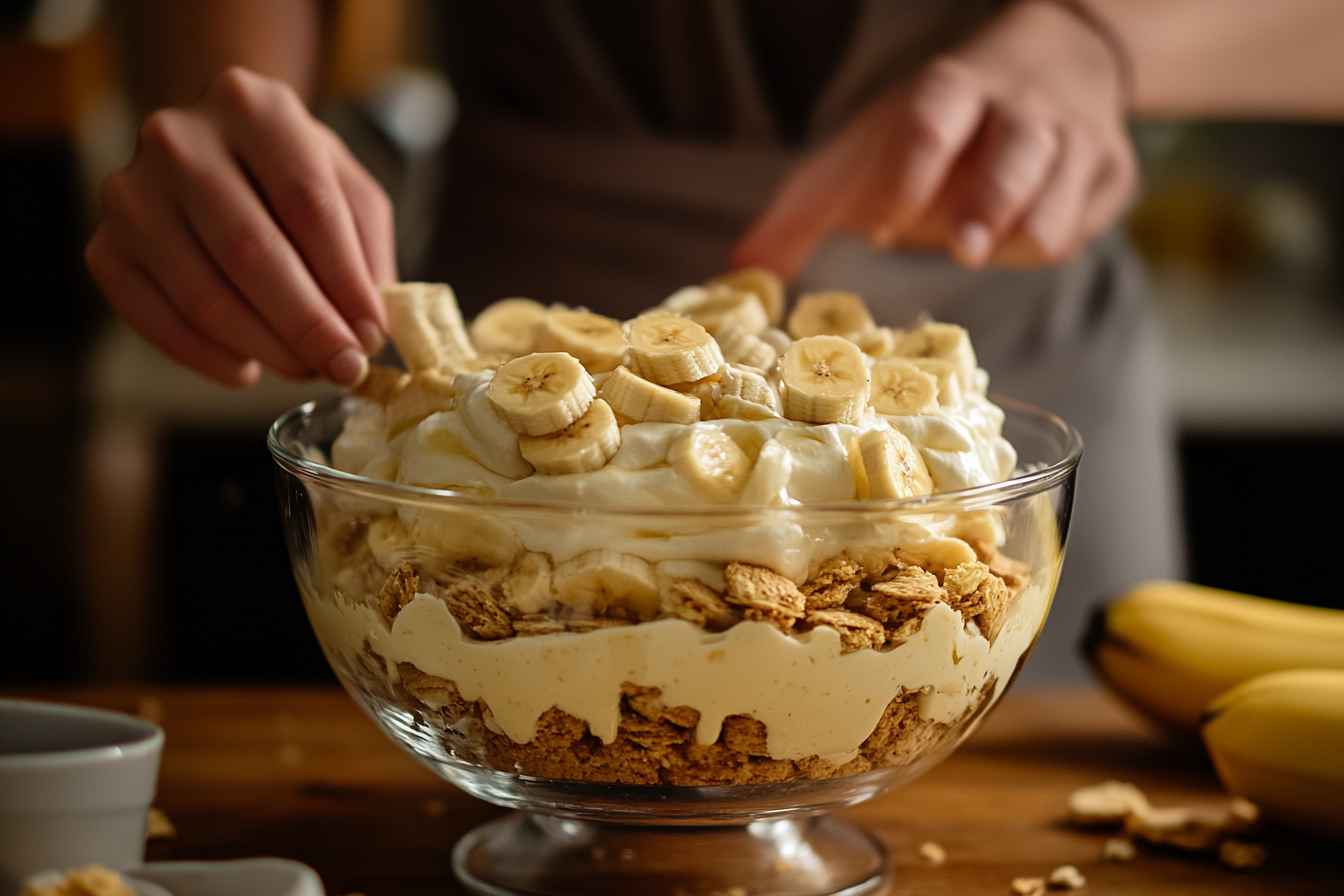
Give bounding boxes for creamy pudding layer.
[308,573,1050,761]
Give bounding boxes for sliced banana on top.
[708,267,785,325]
[759,327,792,355]
[457,372,534,478]
[855,429,934,499]
[626,314,724,385]
[779,335,870,425]
[518,397,621,474]
[908,358,964,408]
[669,427,754,501]
[387,369,459,437]
[787,291,875,339]
[469,298,547,358]
[487,352,595,436]
[383,282,477,371]
[715,323,778,371]
[870,359,940,416]
[894,322,977,391]
[536,309,627,373]
[599,365,701,424]
[663,284,769,335]
[850,326,897,358]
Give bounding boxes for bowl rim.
[268,394,1082,517]
[0,698,164,770]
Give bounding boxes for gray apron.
[429,0,1185,681]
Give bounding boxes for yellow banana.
[1083,580,1344,733]
[1202,669,1344,839]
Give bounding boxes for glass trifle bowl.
[269,371,1079,894]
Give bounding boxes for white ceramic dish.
[127,859,326,896]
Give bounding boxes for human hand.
[734,0,1137,277]
[85,67,396,387]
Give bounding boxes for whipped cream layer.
[330,370,1017,580]
[306,567,1052,761]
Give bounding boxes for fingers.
[85,232,262,388]
[731,112,886,278]
[208,69,385,353]
[948,108,1058,268]
[98,170,312,380]
[326,128,398,289]
[1011,126,1100,263]
[867,61,987,246]
[1081,140,1139,243]
[137,106,368,385]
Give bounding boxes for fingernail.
[354,318,385,355]
[328,347,368,387]
[957,222,992,268]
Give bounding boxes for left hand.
[734,0,1138,277]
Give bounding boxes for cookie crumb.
[1010,877,1046,896]
[1101,837,1135,862]
[724,562,805,629]
[801,555,863,610]
[1067,780,1150,826]
[378,562,420,623]
[1124,805,1228,851]
[1219,840,1267,871]
[1047,865,1086,890]
[146,806,175,839]
[918,841,947,865]
[21,866,134,896]
[806,609,886,652]
[1228,798,1260,831]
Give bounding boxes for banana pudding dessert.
[302,273,1054,786]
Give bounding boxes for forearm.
[1083,0,1344,119]
[116,0,322,113]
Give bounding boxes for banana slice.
[353,364,410,404]
[599,365,701,424]
[724,363,780,407]
[908,358,964,408]
[669,427,754,501]
[457,372,534,478]
[386,369,459,437]
[487,352,595,436]
[693,364,782,420]
[708,267,785,325]
[870,359,940,415]
[626,314,724,385]
[851,326,897,358]
[759,327,792,355]
[469,297,547,357]
[715,323,778,371]
[779,335,870,424]
[663,284,769,335]
[787,291,875,339]
[894,322,977,391]
[856,429,934,499]
[383,282,477,371]
[519,397,620,474]
[553,549,659,618]
[536,309,627,373]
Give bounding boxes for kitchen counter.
[25,686,1337,895]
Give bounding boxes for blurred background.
[3,0,1342,686]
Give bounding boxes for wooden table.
[27,686,1338,895]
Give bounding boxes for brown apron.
[427,0,1185,681]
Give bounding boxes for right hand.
[85,67,397,387]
